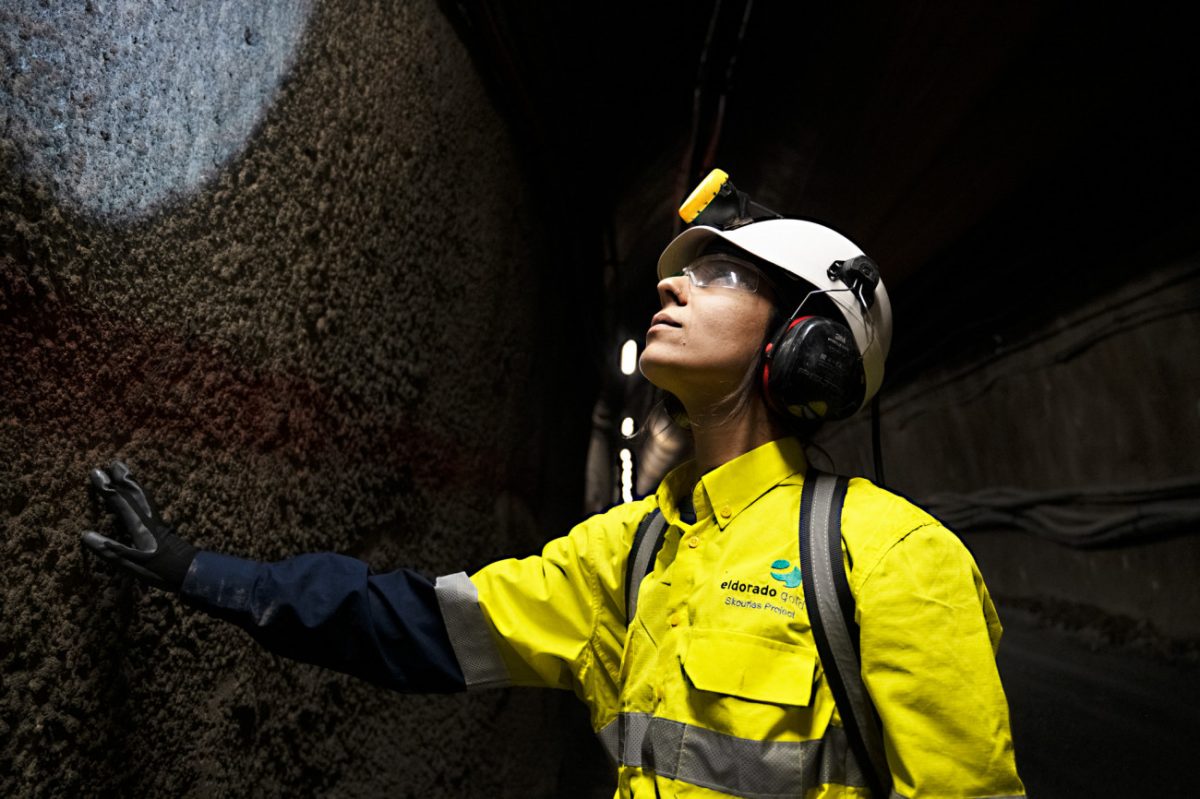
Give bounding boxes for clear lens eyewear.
[679,254,763,293]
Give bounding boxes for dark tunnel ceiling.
[445,1,1200,384]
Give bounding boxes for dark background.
[3,1,1198,796]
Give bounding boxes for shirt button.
[669,612,683,627]
[687,535,700,549]
[719,506,732,519]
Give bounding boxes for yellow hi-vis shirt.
[434,437,1025,799]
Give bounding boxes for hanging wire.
[700,0,756,168]
[675,0,757,236]
[675,0,725,237]
[871,393,885,487]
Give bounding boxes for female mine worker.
[83,174,1024,798]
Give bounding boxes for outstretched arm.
[184,551,464,692]
[82,461,464,693]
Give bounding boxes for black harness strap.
[625,509,668,623]
[799,471,892,798]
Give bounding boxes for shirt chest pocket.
[681,628,817,708]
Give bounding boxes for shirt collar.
[656,437,807,530]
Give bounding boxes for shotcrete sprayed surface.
[1,1,598,796]
[1,0,315,218]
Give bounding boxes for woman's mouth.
[649,313,682,331]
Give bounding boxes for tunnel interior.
[2,1,1198,797]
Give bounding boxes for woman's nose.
[657,274,688,306]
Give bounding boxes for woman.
[83,196,1024,798]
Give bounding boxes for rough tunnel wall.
[817,258,1200,640]
[1,2,596,796]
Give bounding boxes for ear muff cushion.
[763,316,865,421]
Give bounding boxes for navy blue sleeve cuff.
[182,551,260,611]
[181,550,466,694]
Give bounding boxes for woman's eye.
[707,269,742,288]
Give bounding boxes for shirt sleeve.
[435,500,648,696]
[856,523,1025,798]
[181,551,465,693]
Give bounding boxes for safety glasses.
[677,254,764,293]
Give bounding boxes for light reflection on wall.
[1,1,313,218]
[619,447,633,503]
[620,339,637,375]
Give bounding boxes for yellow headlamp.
[679,168,732,224]
[677,168,781,229]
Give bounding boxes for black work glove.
[82,461,198,592]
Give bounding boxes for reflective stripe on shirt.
[597,712,868,799]
[434,571,510,689]
[889,793,1026,799]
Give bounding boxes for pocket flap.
[682,629,816,706]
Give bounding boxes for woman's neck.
[686,395,786,475]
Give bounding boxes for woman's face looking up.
[639,254,777,405]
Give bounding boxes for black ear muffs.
[762,316,865,421]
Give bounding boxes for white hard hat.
[657,218,893,411]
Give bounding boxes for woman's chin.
[637,355,678,392]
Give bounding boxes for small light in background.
[620,339,638,375]
[621,416,635,437]
[619,448,634,503]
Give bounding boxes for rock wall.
[1,1,601,796]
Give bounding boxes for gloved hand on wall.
[82,461,198,592]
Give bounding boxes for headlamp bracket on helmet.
[679,168,782,230]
